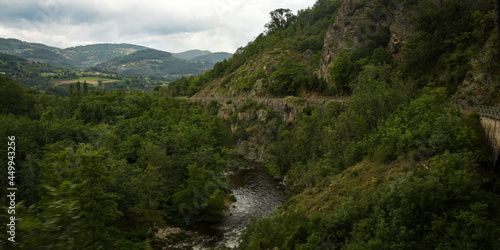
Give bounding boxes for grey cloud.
[0,0,317,53]
[0,0,101,28]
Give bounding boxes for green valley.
[1,0,500,249]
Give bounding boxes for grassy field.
[53,77,118,85]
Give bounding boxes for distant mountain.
[0,38,76,68]
[191,52,232,64]
[172,50,212,60]
[0,38,151,69]
[19,49,75,69]
[0,38,59,55]
[0,38,230,78]
[59,43,149,68]
[94,48,211,78]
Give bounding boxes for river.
[216,165,287,248]
[189,164,287,249]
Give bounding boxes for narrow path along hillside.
[184,96,347,122]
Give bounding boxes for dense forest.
[2,0,500,249]
[0,75,242,248]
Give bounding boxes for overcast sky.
[0,0,316,53]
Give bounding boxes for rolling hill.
[172,49,233,63]
[59,43,149,68]
[0,38,232,77]
[19,49,76,69]
[0,38,59,55]
[0,52,62,74]
[191,52,232,64]
[94,48,210,78]
[172,49,212,60]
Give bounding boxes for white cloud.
[0,0,317,53]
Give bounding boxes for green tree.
[0,76,28,114]
[18,182,82,249]
[173,165,227,226]
[83,81,88,94]
[75,146,122,248]
[265,8,296,34]
[130,165,166,242]
[40,107,57,144]
[76,81,81,93]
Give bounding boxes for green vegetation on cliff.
[166,0,340,97]
[239,62,500,250]
[168,0,499,103]
[177,0,500,248]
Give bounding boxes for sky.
[0,0,317,53]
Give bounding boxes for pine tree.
[76,81,81,93]
[69,83,73,96]
[83,81,88,94]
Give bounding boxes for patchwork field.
[53,77,118,85]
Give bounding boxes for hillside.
[0,52,65,76]
[94,48,211,78]
[172,49,233,63]
[0,38,59,55]
[165,0,500,248]
[19,49,76,69]
[0,52,74,93]
[172,49,212,60]
[59,43,149,68]
[0,38,231,75]
[191,52,233,64]
[170,0,500,105]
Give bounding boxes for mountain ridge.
[93,48,211,79]
[0,38,232,73]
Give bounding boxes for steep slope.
[317,0,412,79]
[163,0,500,248]
[171,0,498,105]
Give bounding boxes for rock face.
[188,97,345,163]
[318,0,415,79]
[189,97,343,123]
[388,1,415,62]
[453,32,500,105]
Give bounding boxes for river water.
[190,165,287,249]
[216,165,287,248]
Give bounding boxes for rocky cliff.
[318,0,415,79]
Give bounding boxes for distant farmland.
[53,77,117,85]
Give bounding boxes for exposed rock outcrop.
[318,0,415,79]
[453,30,500,106]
